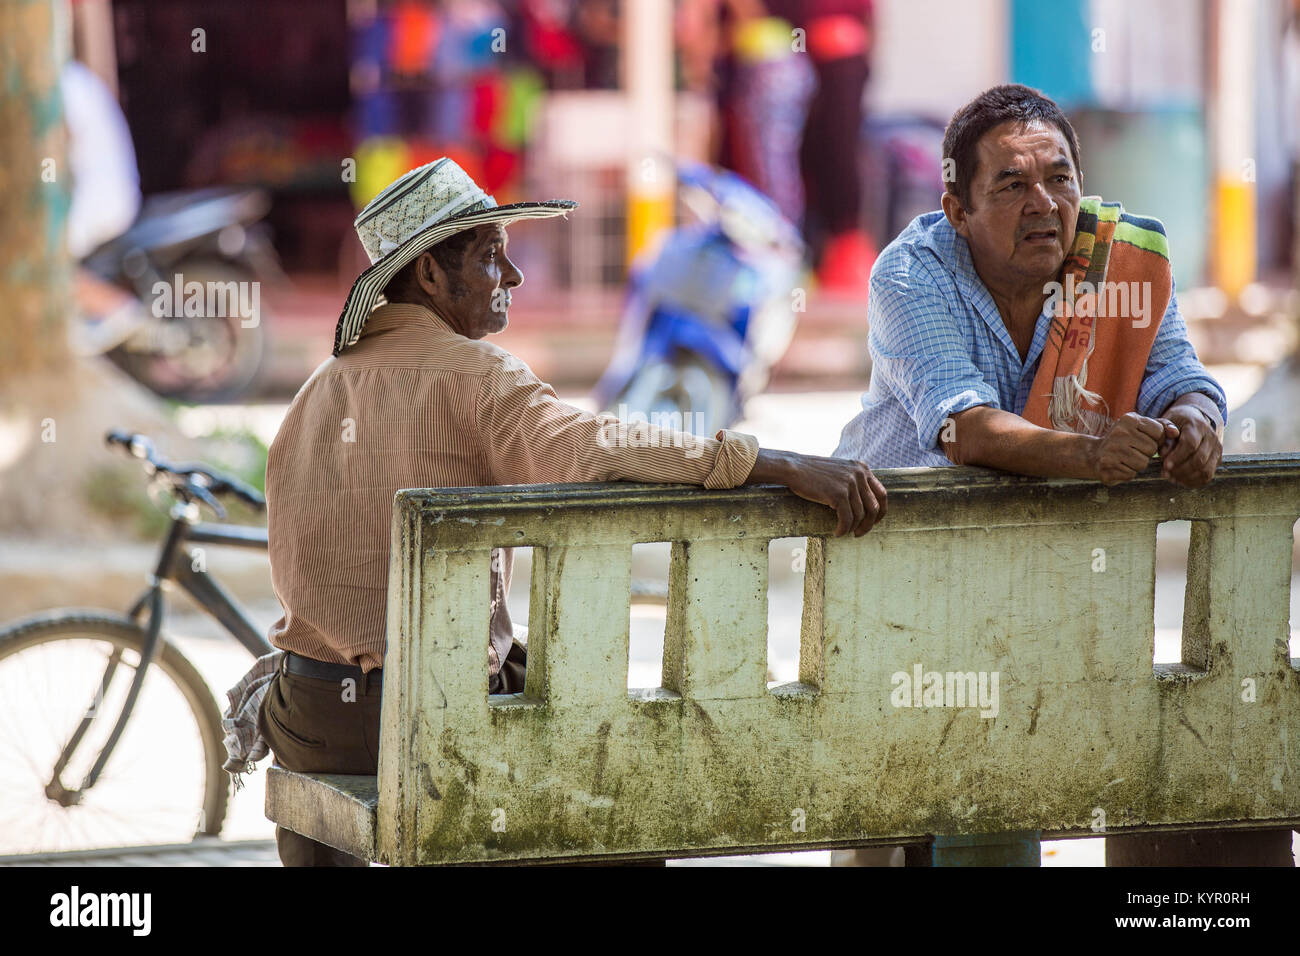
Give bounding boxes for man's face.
[426,224,523,339]
[944,119,1081,292]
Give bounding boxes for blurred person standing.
[61,60,145,347]
[574,0,621,88]
[729,1,817,228]
[682,1,875,290]
[684,0,816,227]
[61,60,140,259]
[784,0,876,293]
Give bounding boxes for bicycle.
[0,429,272,856]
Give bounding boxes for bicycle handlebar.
[104,429,266,514]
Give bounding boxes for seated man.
[257,158,887,866]
[835,85,1287,866]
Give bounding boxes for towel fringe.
[1048,368,1112,437]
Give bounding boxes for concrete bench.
[266,456,1300,865]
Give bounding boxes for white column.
[1212,0,1258,300]
[623,0,675,263]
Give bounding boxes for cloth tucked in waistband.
[220,649,284,788]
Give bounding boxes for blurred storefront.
[1015,0,1296,295]
[93,0,1298,291]
[110,0,352,273]
[66,0,1297,394]
[867,0,1297,297]
[1011,0,1211,288]
[102,0,648,295]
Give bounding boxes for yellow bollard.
[1213,174,1256,302]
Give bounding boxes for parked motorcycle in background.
[73,186,284,403]
[593,162,805,436]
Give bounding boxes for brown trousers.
[259,642,527,867]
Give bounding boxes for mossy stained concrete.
[352,458,1299,864]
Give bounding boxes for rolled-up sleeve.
[1135,281,1229,426]
[700,428,760,488]
[476,356,759,488]
[869,269,1001,454]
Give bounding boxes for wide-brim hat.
[333,157,577,355]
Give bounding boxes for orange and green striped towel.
[1022,197,1172,435]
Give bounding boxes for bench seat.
[265,768,377,861]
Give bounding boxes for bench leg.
[275,826,368,867]
[1105,828,1296,866]
[931,831,1041,866]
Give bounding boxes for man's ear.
[414,252,445,298]
[941,190,970,237]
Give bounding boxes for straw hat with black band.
[334,157,577,356]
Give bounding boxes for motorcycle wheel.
[612,352,736,437]
[108,260,268,404]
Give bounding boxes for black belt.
[284,651,380,684]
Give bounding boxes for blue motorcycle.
[593,162,805,436]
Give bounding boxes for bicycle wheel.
[0,610,229,855]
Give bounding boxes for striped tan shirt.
[265,302,760,674]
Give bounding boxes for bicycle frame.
[162,520,274,658]
[50,505,273,804]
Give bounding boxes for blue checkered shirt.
[833,211,1228,467]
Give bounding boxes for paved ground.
[0,841,837,867]
[0,828,1113,867]
[0,842,1106,867]
[2,839,281,867]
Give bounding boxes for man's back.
[265,300,768,674]
[265,303,516,672]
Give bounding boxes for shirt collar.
[360,302,456,339]
[921,214,1053,370]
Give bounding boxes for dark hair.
[382,226,480,303]
[942,84,1082,210]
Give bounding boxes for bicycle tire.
[0,609,229,855]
